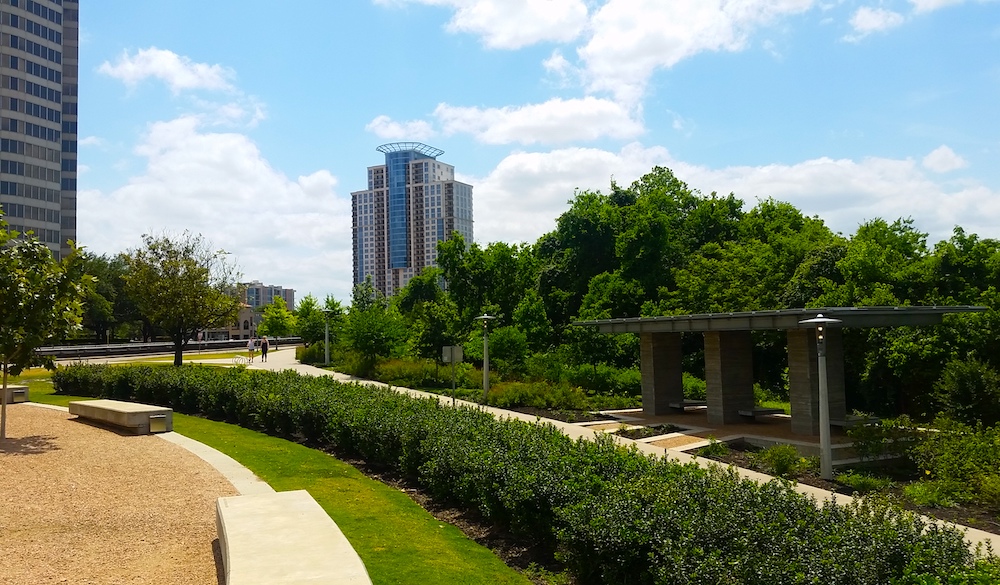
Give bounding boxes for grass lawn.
[18,368,534,585]
[758,400,792,414]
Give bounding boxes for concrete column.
[704,331,755,425]
[826,328,847,424]
[787,328,847,435]
[640,332,684,416]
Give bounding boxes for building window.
[243,320,250,330]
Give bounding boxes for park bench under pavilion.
[575,306,986,436]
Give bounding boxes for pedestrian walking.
[247,337,255,363]
[261,336,270,362]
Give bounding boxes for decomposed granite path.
[0,403,239,585]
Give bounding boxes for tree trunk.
[1,362,8,440]
[172,334,187,367]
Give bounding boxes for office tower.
[351,142,473,297]
[0,0,77,259]
[242,280,295,311]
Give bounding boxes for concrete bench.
[738,407,785,420]
[216,490,372,585]
[3,384,28,404]
[831,415,880,428]
[668,399,707,411]
[68,399,173,434]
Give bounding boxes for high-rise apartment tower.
[351,142,473,296]
[0,0,78,259]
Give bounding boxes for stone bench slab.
[217,490,372,585]
[3,385,28,404]
[738,408,785,419]
[68,399,173,434]
[668,399,707,410]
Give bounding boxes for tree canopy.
[0,222,90,439]
[123,232,242,366]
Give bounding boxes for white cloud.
[580,0,815,104]
[99,47,235,94]
[434,97,644,144]
[909,0,968,13]
[844,7,906,41]
[467,144,1000,247]
[543,49,577,85]
[674,154,996,243]
[375,0,589,49]
[80,116,354,301]
[365,115,436,140]
[466,143,673,244]
[79,136,105,147]
[922,145,969,172]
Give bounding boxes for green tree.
[0,226,90,439]
[513,289,553,352]
[346,277,407,374]
[123,232,242,366]
[293,294,344,345]
[258,297,297,338]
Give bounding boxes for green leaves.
[123,232,241,366]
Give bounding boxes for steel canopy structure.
[575,306,987,334]
[574,306,987,439]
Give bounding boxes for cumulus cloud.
[98,47,235,94]
[671,155,997,243]
[365,115,436,140]
[467,143,673,244]
[543,49,577,85]
[922,145,969,172]
[434,97,644,144]
[467,144,1000,247]
[579,0,815,104]
[80,116,354,301]
[844,6,906,40]
[374,0,589,49]
[909,0,968,13]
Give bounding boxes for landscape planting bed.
[0,404,238,585]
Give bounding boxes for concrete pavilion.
[575,306,986,436]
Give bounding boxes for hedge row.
[53,364,991,584]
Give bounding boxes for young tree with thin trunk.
[0,223,89,440]
[123,232,242,366]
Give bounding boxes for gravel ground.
[0,404,238,585]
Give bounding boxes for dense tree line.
[319,166,999,422]
[73,167,1000,421]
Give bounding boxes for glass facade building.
[351,142,474,297]
[0,0,77,259]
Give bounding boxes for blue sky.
[80,0,1000,303]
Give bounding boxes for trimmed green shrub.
[751,443,816,478]
[52,363,988,585]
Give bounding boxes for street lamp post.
[320,308,332,366]
[474,314,496,403]
[798,313,842,480]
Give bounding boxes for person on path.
[260,336,270,362]
[247,337,255,363]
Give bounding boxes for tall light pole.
[799,313,842,480]
[320,308,332,366]
[475,314,495,403]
